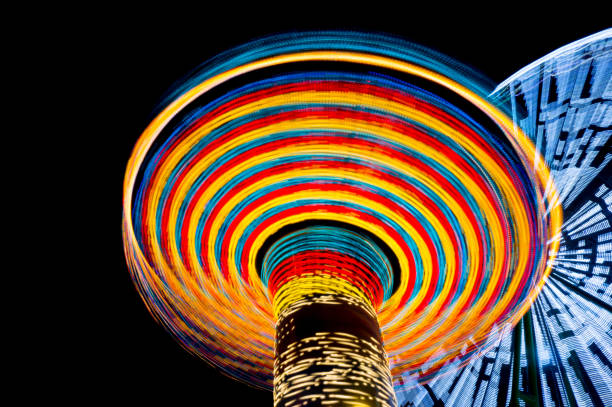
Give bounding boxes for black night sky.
[68,8,610,405]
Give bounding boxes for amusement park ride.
[122,29,611,406]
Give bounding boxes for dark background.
[65,8,609,405]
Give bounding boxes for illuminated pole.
[274,292,397,407]
[264,226,398,407]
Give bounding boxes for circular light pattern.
[122,32,562,389]
[263,224,395,315]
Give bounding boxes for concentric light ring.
[122,32,562,388]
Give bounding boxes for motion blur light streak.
[392,30,611,407]
[120,30,611,406]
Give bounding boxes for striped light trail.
[122,32,562,390]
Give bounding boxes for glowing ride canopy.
[122,32,562,389]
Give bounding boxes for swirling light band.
[122,32,562,389]
[263,225,395,314]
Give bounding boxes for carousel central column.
[264,226,398,407]
[274,290,397,407]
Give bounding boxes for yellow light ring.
[123,35,562,388]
